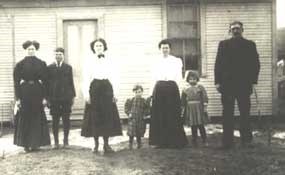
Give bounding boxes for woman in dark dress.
[149,39,188,148]
[81,38,122,154]
[13,40,50,152]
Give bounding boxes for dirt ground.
[1,122,285,175]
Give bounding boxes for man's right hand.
[215,84,221,93]
[147,96,152,106]
[85,98,91,104]
[277,59,284,67]
[15,100,21,108]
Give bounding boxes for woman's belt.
[187,101,201,104]
[20,79,42,85]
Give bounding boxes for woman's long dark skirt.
[149,81,188,148]
[14,82,50,148]
[81,79,122,137]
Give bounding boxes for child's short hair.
[133,84,143,92]
[186,70,200,82]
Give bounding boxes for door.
[63,20,97,118]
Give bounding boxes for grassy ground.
[1,123,285,175]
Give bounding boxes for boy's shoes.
[240,142,254,149]
[30,147,40,152]
[203,141,209,147]
[93,147,99,154]
[129,143,133,150]
[104,145,115,154]
[202,139,209,147]
[217,144,234,151]
[137,143,142,149]
[63,140,69,148]
[24,147,30,153]
[192,140,198,147]
[93,145,99,153]
[53,144,60,149]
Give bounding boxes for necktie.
[57,62,60,68]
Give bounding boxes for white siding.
[1,5,162,121]
[51,5,162,119]
[11,10,57,120]
[105,6,162,118]
[204,3,273,116]
[13,11,57,64]
[0,15,14,122]
[0,2,274,121]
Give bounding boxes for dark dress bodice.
[13,56,48,100]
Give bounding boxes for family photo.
[0,0,285,174]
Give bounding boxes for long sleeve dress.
[81,53,122,137]
[181,84,209,126]
[149,55,188,148]
[13,56,50,148]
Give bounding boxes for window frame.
[164,0,207,77]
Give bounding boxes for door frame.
[56,13,105,47]
[56,13,105,118]
[62,19,98,111]
[62,19,98,63]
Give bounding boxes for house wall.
[0,0,275,122]
[0,5,163,121]
[0,15,14,122]
[277,28,285,59]
[0,0,163,8]
[202,2,273,116]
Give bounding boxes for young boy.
[124,84,150,149]
[47,47,76,149]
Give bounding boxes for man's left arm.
[68,66,76,100]
[251,41,260,85]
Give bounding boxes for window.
[167,0,201,76]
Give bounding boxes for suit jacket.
[47,62,76,102]
[214,37,260,95]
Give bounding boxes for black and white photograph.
[0,0,285,174]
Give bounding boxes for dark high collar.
[230,36,244,40]
[25,56,37,59]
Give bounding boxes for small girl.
[181,70,209,146]
[124,84,150,149]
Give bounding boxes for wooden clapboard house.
[0,0,277,122]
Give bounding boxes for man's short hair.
[229,21,243,29]
[55,47,64,54]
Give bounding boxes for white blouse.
[82,53,119,102]
[149,55,183,94]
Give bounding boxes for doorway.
[63,20,97,117]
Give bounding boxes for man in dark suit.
[47,47,76,148]
[214,21,260,149]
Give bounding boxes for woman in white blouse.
[81,38,122,154]
[149,39,188,148]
